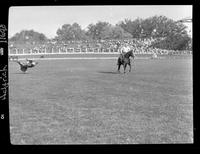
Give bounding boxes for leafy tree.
[153,32,191,50]
[10,15,191,50]
[147,16,190,50]
[118,18,142,38]
[111,26,132,39]
[101,25,132,39]
[9,30,47,43]
[86,21,110,40]
[118,15,191,50]
[56,23,88,41]
[85,23,97,40]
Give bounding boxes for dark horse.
[117,50,134,73]
[16,59,38,73]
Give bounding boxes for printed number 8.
[1,114,4,119]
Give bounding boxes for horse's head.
[125,50,135,59]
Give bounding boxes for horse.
[117,50,135,73]
[16,59,38,73]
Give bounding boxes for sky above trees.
[9,5,192,39]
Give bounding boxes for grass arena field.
[9,55,193,144]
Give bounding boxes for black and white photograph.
[8,5,193,144]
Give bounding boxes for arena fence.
[9,47,118,56]
[8,47,192,56]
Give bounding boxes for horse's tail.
[117,56,122,65]
[117,57,120,65]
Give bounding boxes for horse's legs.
[118,64,121,72]
[129,63,131,72]
[124,63,127,73]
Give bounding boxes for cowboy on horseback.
[118,42,131,65]
[116,41,135,73]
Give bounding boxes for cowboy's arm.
[120,47,124,54]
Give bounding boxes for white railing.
[8,47,121,56]
[8,47,192,56]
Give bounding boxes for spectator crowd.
[8,38,192,55]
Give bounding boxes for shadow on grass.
[97,71,121,74]
[13,72,30,74]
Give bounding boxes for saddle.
[120,53,125,62]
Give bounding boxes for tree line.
[9,15,192,50]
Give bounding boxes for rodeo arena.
[9,14,193,144]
